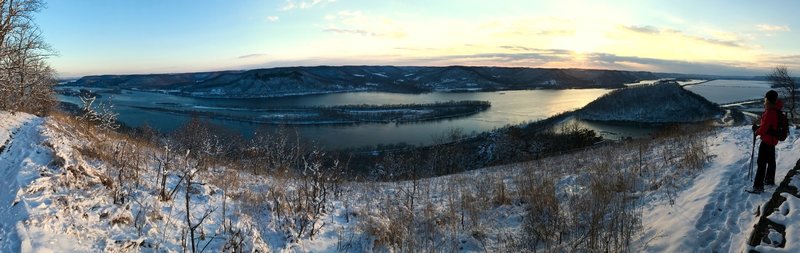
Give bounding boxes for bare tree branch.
[0,0,55,115]
[768,66,798,122]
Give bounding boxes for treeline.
[127,117,343,179]
[327,100,491,110]
[119,109,603,180]
[0,0,56,115]
[320,100,491,123]
[343,112,604,179]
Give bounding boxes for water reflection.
[58,88,611,148]
[57,80,767,149]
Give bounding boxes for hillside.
[2,111,800,252]
[65,66,659,98]
[577,80,724,123]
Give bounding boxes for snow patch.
[758,193,800,252]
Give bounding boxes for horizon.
[60,64,775,80]
[37,0,800,78]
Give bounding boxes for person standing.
[751,90,783,193]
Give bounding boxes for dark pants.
[754,141,776,189]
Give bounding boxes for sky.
[35,0,800,78]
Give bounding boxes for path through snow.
[0,113,39,252]
[0,112,90,252]
[641,126,800,252]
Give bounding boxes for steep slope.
[577,80,723,123]
[74,71,242,90]
[4,110,796,252]
[0,112,270,252]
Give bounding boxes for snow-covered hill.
[2,110,800,252]
[66,66,659,98]
[577,81,724,123]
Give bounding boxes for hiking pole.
[749,133,756,179]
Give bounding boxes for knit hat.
[766,90,778,104]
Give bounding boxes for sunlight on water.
[58,80,766,149]
[58,88,611,148]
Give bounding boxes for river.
[56,79,770,149]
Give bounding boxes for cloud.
[536,29,575,36]
[393,47,437,51]
[773,55,800,63]
[240,49,771,76]
[762,55,800,70]
[334,10,364,19]
[623,25,659,34]
[396,49,765,76]
[499,46,572,55]
[412,54,748,75]
[237,53,269,59]
[412,52,570,64]
[585,53,762,76]
[756,24,790,32]
[281,0,335,11]
[247,52,568,70]
[321,10,406,38]
[479,17,577,38]
[622,25,745,48]
[323,27,382,37]
[692,36,743,48]
[266,16,279,22]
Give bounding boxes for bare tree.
[768,66,798,122]
[0,0,56,115]
[77,95,121,130]
[180,150,215,253]
[246,125,301,175]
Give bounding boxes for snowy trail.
[641,126,800,252]
[0,114,40,252]
[5,116,97,252]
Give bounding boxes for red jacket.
[757,99,784,146]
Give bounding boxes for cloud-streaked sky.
[37,0,800,77]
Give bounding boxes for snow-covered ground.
[2,110,800,252]
[0,112,42,252]
[638,126,800,252]
[764,178,800,253]
[0,111,269,252]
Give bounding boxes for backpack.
[773,110,790,141]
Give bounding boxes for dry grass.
[43,108,715,252]
[347,124,714,252]
[111,215,133,226]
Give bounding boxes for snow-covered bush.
[519,173,561,249]
[77,95,120,130]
